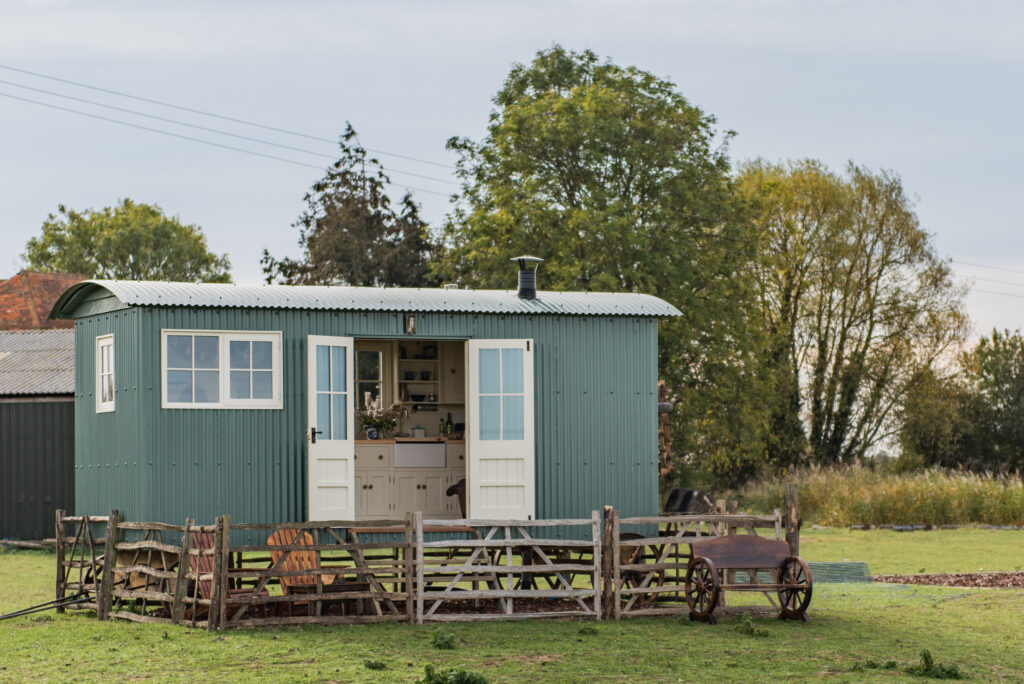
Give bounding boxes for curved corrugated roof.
[52,280,682,318]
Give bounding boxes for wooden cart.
[685,535,812,623]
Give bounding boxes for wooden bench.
[685,534,812,623]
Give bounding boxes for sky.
[0,0,1021,335]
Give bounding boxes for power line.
[959,274,1024,289]
[0,78,457,187]
[952,260,1024,278]
[968,287,1024,300]
[0,90,453,198]
[0,63,456,171]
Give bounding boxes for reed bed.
[732,465,1024,526]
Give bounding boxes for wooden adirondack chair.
[266,529,350,593]
[187,531,268,620]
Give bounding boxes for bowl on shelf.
[403,371,415,380]
[410,394,426,402]
[420,371,431,381]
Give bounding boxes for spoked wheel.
[684,557,720,621]
[777,556,812,620]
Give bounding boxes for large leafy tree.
[23,199,230,282]
[262,124,437,287]
[739,160,968,466]
[437,46,768,486]
[902,330,1024,474]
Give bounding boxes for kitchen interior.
[353,339,466,520]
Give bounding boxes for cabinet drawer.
[355,444,393,469]
[445,444,465,468]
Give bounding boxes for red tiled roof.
[0,271,84,330]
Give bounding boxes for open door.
[307,335,355,521]
[466,339,535,519]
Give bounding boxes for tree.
[23,199,230,282]
[261,124,437,287]
[437,46,768,487]
[739,160,968,466]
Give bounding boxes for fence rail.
[53,495,800,629]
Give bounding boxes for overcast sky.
[1,0,1021,334]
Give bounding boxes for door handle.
[310,427,323,444]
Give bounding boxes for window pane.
[167,335,192,368]
[357,350,380,381]
[332,393,347,440]
[229,340,250,369]
[332,346,347,392]
[252,341,272,370]
[317,393,331,440]
[479,396,501,440]
[194,336,219,369]
[479,349,500,394]
[103,376,114,404]
[230,370,250,399]
[501,348,523,394]
[194,371,219,403]
[252,371,273,399]
[316,345,330,392]
[357,381,379,407]
[167,370,192,403]
[502,395,524,440]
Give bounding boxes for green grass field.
[2,529,1022,682]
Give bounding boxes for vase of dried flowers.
[359,392,402,439]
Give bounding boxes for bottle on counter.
[438,417,445,436]
[445,413,454,435]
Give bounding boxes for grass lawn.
[2,529,1023,682]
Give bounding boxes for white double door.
[307,335,536,522]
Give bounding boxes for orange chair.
[267,529,349,592]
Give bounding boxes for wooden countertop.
[354,438,465,445]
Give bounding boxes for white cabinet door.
[307,336,355,521]
[395,472,421,517]
[423,473,447,517]
[364,470,390,517]
[466,339,535,520]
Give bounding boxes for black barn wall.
[0,399,74,540]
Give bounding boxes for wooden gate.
[415,512,602,622]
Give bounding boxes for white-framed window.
[161,330,283,409]
[95,334,115,413]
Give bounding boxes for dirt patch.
[873,572,1024,588]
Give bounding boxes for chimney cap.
[511,255,543,271]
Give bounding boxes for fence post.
[611,508,622,620]
[404,512,415,626]
[208,516,224,631]
[600,506,614,619]
[172,517,194,625]
[218,515,231,629]
[591,510,602,621]
[55,509,66,611]
[414,511,424,625]
[98,509,120,621]
[784,483,800,556]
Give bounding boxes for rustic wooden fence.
[53,495,800,629]
[415,512,602,623]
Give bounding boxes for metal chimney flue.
[512,255,543,300]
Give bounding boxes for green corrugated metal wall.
[73,304,659,530]
[0,400,75,540]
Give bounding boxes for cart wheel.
[777,556,812,618]
[684,557,719,620]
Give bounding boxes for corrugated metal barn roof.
[0,329,74,395]
[53,280,682,318]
